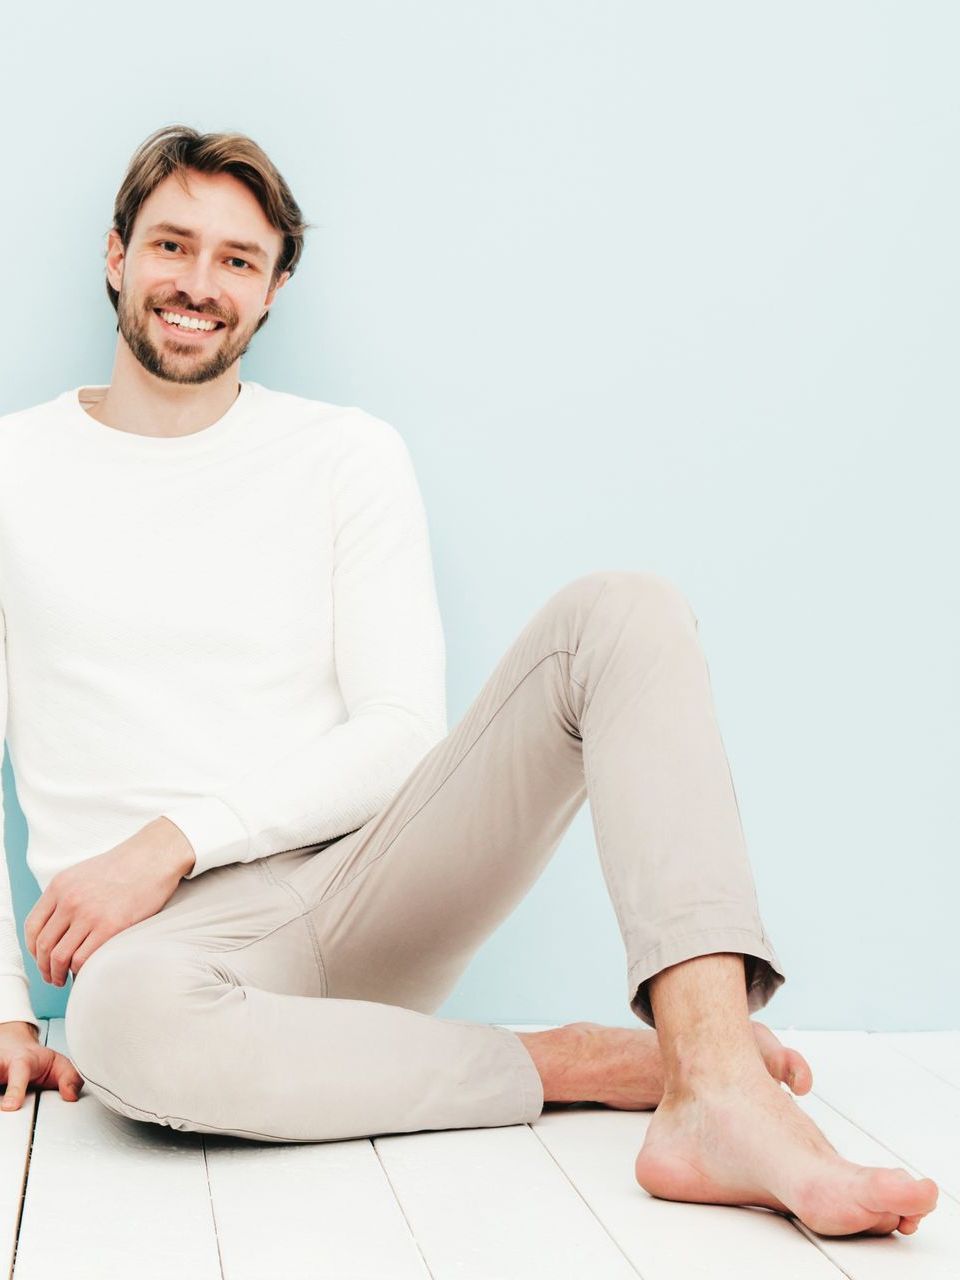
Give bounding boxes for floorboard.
[785,1090,960,1280]
[870,1033,960,1092]
[13,1019,221,1280]
[203,1132,431,1279]
[532,1104,845,1279]
[374,1123,641,1279]
[6,1021,957,1278]
[777,1029,960,1202]
[0,1019,47,1280]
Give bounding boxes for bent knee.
[65,938,201,1105]
[563,568,697,629]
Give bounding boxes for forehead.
[133,170,282,259]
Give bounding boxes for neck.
[85,339,242,438]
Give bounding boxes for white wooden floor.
[2,1023,958,1279]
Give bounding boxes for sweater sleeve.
[162,410,448,879]
[0,605,41,1029]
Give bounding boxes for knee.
[66,935,135,1078]
[65,937,198,1113]
[564,569,697,631]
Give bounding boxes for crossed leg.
[64,569,938,1235]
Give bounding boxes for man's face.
[106,169,288,385]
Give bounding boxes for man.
[0,125,938,1238]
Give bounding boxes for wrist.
[0,1020,40,1041]
[150,817,197,878]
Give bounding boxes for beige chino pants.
[64,570,786,1143]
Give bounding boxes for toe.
[864,1213,902,1236]
[784,1048,813,1095]
[750,1024,813,1094]
[858,1167,939,1218]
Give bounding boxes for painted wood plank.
[531,1105,844,1279]
[204,1133,430,1279]
[871,1032,960,1091]
[778,1030,960,1202]
[375,1122,641,1279]
[0,1018,48,1280]
[788,1089,960,1279]
[13,1018,221,1280]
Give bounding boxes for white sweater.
[0,381,447,1029]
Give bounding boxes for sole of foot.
[633,1066,939,1237]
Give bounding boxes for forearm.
[164,707,442,878]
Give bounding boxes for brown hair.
[106,124,310,331]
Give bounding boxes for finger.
[24,894,56,957]
[35,909,72,984]
[70,929,109,976]
[50,923,90,987]
[53,1052,86,1100]
[1,1057,35,1111]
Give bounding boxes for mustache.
[149,294,235,326]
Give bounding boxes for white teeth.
[159,310,219,332]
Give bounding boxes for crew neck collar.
[58,380,259,455]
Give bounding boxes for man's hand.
[23,818,196,986]
[0,1020,84,1112]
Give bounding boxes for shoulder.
[0,392,71,466]
[0,392,67,435]
[251,382,411,460]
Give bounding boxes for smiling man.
[0,125,939,1240]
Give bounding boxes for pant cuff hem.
[491,1024,545,1121]
[627,925,787,1029]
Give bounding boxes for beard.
[117,283,261,385]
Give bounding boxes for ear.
[105,228,125,294]
[263,269,290,311]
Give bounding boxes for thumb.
[55,1056,84,1101]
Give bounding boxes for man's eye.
[227,257,250,270]
[158,241,182,253]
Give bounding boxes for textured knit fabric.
[0,381,447,1029]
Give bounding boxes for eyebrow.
[144,222,270,265]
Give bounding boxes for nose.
[171,252,222,311]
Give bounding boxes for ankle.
[660,1035,768,1101]
[515,1024,592,1103]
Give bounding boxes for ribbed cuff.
[0,973,41,1032]
[161,796,251,879]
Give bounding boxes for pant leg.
[65,568,785,1143]
[64,852,541,1142]
[282,569,785,1027]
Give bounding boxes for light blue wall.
[2,2,957,1031]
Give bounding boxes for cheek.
[124,271,165,307]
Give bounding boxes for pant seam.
[577,686,630,938]
[69,1061,309,1144]
[213,878,328,998]
[297,645,580,912]
[73,1020,541,1142]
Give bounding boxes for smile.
[154,308,226,336]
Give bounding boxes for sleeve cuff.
[0,974,41,1032]
[160,797,251,879]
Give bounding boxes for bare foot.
[517,1020,813,1109]
[634,1061,939,1237]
